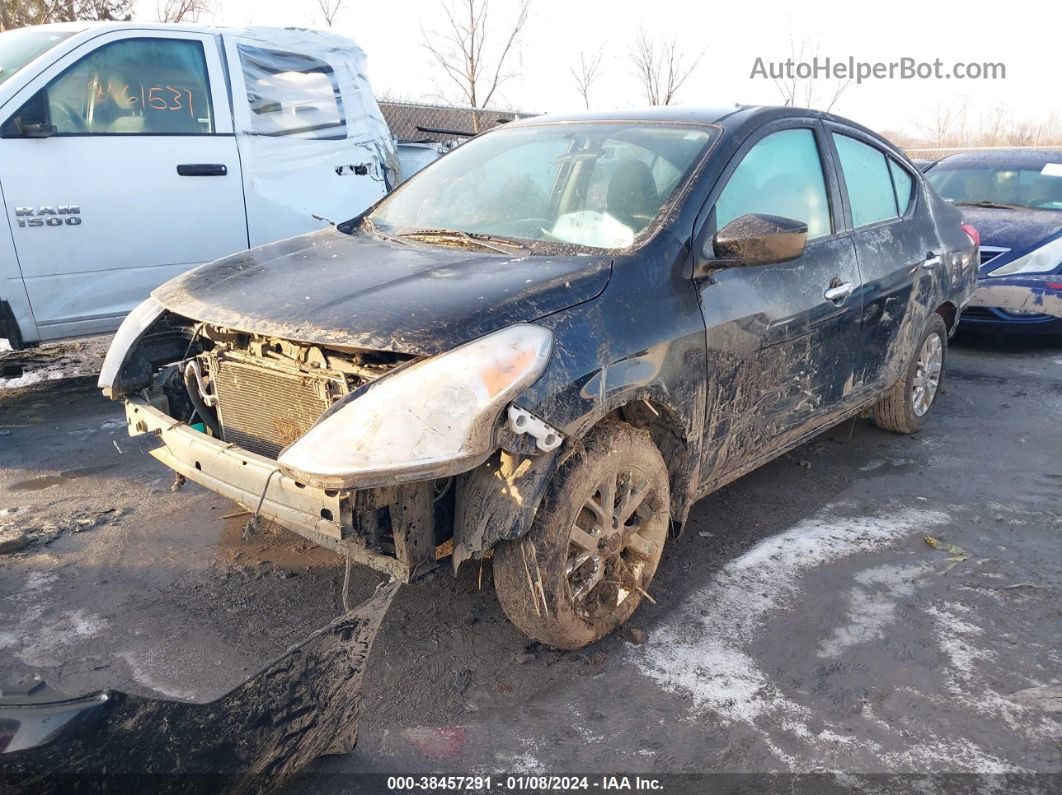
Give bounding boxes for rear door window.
[833,134,900,227]
[715,128,832,239]
[237,44,345,139]
[889,159,914,214]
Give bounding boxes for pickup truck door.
[695,122,864,483]
[221,36,390,247]
[0,28,247,341]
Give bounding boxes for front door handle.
[923,252,943,269]
[824,281,854,303]
[176,163,228,177]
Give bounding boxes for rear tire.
[872,313,948,434]
[493,419,669,650]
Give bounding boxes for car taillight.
[961,223,981,248]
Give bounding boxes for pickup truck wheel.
[493,419,669,650]
[872,313,948,434]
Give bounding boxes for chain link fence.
[904,145,1062,161]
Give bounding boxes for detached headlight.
[990,235,1062,277]
[98,297,165,398]
[278,324,553,487]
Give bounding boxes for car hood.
[957,206,1062,252]
[153,228,612,356]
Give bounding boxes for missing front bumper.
[125,399,435,581]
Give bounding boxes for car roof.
[507,105,900,148]
[933,149,1062,169]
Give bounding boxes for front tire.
[872,313,948,434]
[493,419,669,650]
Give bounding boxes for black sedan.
[98,106,977,650]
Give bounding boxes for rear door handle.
[923,252,942,269]
[824,281,854,303]
[177,163,228,177]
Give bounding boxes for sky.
[134,0,1060,142]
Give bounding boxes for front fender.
[451,447,563,572]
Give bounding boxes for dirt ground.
[0,331,1059,787]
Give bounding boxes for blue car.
[926,149,1062,335]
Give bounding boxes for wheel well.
[936,301,957,332]
[0,299,25,350]
[607,399,695,523]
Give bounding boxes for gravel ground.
[1,331,1059,789]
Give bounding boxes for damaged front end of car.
[99,299,566,582]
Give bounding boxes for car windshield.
[367,122,718,251]
[0,28,76,87]
[927,163,1062,211]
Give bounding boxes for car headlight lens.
[278,324,553,487]
[98,297,165,397]
[990,235,1062,277]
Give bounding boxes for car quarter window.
[237,44,345,139]
[833,133,901,227]
[714,128,832,240]
[21,38,214,135]
[889,159,915,214]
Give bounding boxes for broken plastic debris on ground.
[0,580,402,792]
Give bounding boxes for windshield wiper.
[396,228,528,255]
[360,218,409,245]
[953,200,1029,211]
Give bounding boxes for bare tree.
[918,99,967,147]
[2,0,131,29]
[771,34,850,112]
[629,29,703,106]
[315,0,343,28]
[72,0,134,20]
[569,49,603,109]
[423,0,530,130]
[157,0,212,23]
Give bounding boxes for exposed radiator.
[211,358,338,459]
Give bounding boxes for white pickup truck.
[0,22,399,348]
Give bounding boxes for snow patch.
[629,505,948,724]
[117,650,200,701]
[818,562,930,658]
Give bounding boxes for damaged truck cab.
[100,106,977,649]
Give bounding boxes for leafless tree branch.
[315,0,343,28]
[630,29,703,106]
[157,0,212,23]
[771,33,851,113]
[570,49,603,109]
[423,0,530,130]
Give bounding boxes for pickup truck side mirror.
[693,213,808,276]
[1,91,54,139]
[14,119,57,138]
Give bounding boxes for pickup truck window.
[237,44,345,140]
[0,28,76,87]
[368,123,716,251]
[715,128,832,239]
[17,37,214,135]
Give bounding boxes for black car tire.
[493,419,669,650]
[872,313,948,434]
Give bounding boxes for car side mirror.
[693,213,808,276]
